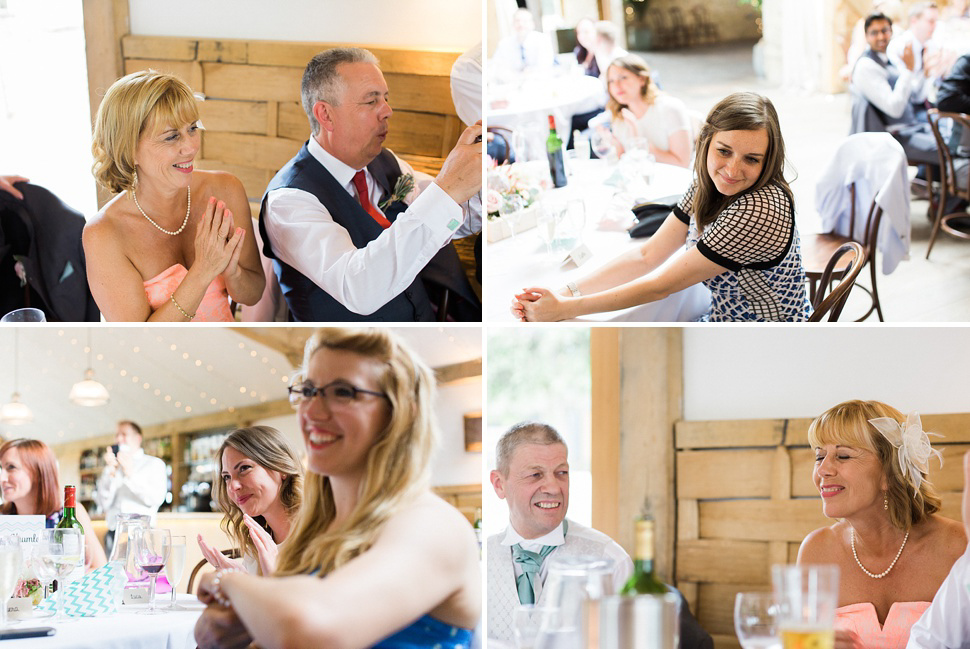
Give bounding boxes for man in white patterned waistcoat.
[486,422,632,644]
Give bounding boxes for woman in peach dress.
[797,400,968,649]
[84,70,264,321]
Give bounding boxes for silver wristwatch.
[565,281,581,297]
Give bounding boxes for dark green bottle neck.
[633,558,655,575]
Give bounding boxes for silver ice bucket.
[586,593,680,649]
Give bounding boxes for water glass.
[513,604,553,649]
[591,127,615,162]
[499,194,526,241]
[0,534,22,629]
[132,528,171,615]
[38,528,82,624]
[163,535,186,610]
[535,556,614,649]
[1,308,45,323]
[771,564,839,649]
[734,592,781,649]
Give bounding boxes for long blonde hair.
[213,426,303,571]
[275,328,436,577]
[808,399,942,531]
[606,54,659,118]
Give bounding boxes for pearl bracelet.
[211,568,238,607]
[170,293,196,320]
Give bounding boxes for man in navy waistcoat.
[259,47,482,322]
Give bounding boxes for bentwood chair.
[809,242,867,322]
[486,126,514,165]
[926,109,970,259]
[186,548,241,594]
[802,183,886,321]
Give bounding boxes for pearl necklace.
[133,185,191,236]
[850,527,909,579]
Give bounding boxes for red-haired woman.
[0,439,107,572]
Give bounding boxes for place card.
[561,243,593,268]
[123,586,150,604]
[7,597,33,619]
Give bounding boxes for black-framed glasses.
[288,381,388,408]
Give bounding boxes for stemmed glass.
[734,592,781,649]
[499,193,526,242]
[0,534,22,630]
[536,208,558,255]
[37,528,82,624]
[1,308,45,323]
[591,126,615,162]
[163,535,186,611]
[131,528,171,615]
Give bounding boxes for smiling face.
[298,347,391,481]
[607,65,646,107]
[706,129,769,196]
[319,62,392,170]
[865,18,893,54]
[133,118,201,191]
[221,446,284,519]
[491,442,569,540]
[0,448,33,512]
[813,444,888,520]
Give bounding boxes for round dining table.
[486,158,711,322]
[487,72,606,140]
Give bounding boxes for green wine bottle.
[56,486,84,534]
[620,513,667,595]
[546,115,568,188]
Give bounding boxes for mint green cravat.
[511,520,568,605]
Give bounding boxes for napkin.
[36,561,126,617]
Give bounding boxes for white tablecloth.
[1,594,203,649]
[486,159,711,322]
[487,73,606,140]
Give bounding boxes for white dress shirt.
[486,519,632,644]
[95,448,167,530]
[906,547,970,649]
[492,31,555,77]
[451,43,482,127]
[263,138,477,316]
[887,30,935,103]
[852,52,921,124]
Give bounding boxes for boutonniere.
[378,173,415,210]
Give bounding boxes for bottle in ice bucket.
[546,115,568,188]
[621,502,667,595]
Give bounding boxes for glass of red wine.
[131,528,171,615]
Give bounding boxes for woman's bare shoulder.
[926,514,968,557]
[82,194,129,244]
[797,523,843,563]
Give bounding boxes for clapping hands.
[194,196,245,282]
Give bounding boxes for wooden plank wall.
[432,483,482,525]
[674,413,970,649]
[119,35,465,204]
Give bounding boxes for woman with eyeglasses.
[194,328,481,649]
[197,426,303,576]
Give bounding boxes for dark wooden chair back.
[186,548,241,595]
[809,242,867,322]
[925,109,970,258]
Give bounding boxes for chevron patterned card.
[36,561,126,617]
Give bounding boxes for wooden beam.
[435,359,482,385]
[141,398,293,437]
[590,328,621,546]
[82,0,129,209]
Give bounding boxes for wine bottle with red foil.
[546,115,568,188]
[55,485,86,581]
[620,505,667,595]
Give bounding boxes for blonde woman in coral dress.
[797,400,968,649]
[84,70,264,321]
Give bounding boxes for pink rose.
[486,189,502,215]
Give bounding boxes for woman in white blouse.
[604,54,693,168]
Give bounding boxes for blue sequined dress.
[372,614,473,649]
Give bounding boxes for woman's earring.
[884,493,889,510]
[133,169,139,189]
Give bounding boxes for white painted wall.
[683,328,970,421]
[253,377,483,488]
[128,0,482,50]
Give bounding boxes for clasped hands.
[195,196,246,283]
[510,287,572,322]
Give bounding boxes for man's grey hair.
[301,47,379,136]
[495,421,566,476]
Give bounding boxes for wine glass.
[734,592,781,649]
[1,308,45,323]
[131,528,171,615]
[37,528,81,624]
[536,207,558,255]
[499,193,526,242]
[591,127,615,162]
[163,535,186,611]
[0,534,22,630]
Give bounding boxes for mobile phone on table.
[111,444,120,455]
[0,627,55,640]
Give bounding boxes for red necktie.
[351,170,391,229]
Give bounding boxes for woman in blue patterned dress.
[514,91,811,322]
[194,329,480,649]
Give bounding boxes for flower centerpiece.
[486,163,549,242]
